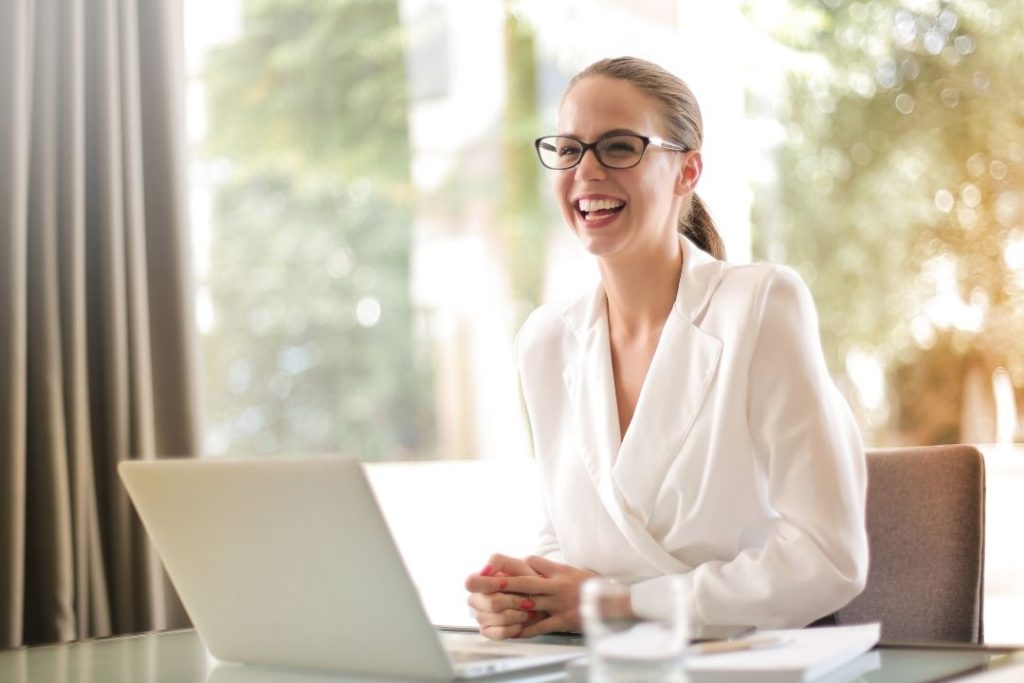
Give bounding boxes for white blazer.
[516,234,868,628]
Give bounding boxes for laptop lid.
[120,457,459,679]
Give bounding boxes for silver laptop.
[119,457,583,680]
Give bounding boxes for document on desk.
[684,623,880,683]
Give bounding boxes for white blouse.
[515,234,868,628]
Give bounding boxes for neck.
[598,235,683,337]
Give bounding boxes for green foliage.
[753,0,1024,444]
[501,8,545,313]
[201,0,431,459]
[203,0,410,186]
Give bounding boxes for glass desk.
[0,629,1021,683]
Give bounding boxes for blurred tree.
[200,0,432,459]
[502,3,545,313]
[753,0,1024,445]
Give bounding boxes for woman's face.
[553,76,694,263]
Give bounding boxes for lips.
[574,196,626,223]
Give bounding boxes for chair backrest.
[835,445,985,643]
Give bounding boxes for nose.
[575,146,606,181]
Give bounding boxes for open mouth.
[575,197,626,222]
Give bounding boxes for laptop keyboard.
[448,650,518,663]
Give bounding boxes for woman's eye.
[558,145,582,157]
[604,140,639,155]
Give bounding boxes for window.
[184,0,1024,642]
[185,0,757,461]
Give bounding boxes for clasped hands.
[464,553,598,640]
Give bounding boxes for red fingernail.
[480,564,493,576]
[498,578,508,590]
[520,599,535,610]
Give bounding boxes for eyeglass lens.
[537,135,646,169]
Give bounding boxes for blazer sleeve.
[514,312,566,563]
[536,509,564,561]
[635,267,869,628]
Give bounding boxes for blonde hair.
[566,57,725,260]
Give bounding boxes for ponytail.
[679,193,725,260]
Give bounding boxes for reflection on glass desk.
[0,629,1021,683]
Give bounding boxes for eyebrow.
[556,128,641,139]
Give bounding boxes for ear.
[674,150,702,197]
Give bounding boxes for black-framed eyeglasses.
[534,133,688,170]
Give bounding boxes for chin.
[575,231,627,259]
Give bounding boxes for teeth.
[577,198,624,212]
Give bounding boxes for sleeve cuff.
[629,574,699,623]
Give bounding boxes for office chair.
[834,445,986,643]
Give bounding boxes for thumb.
[486,554,539,577]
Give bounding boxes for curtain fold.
[0,0,33,651]
[1,0,199,648]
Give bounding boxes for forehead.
[558,76,665,138]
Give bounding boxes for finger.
[525,554,567,577]
[515,594,552,613]
[480,622,523,641]
[467,591,533,614]
[467,591,505,613]
[474,608,534,628]
[521,610,547,629]
[466,562,503,588]
[520,614,565,639]
[469,590,553,619]
[465,555,522,589]
[501,575,552,596]
[486,554,540,577]
[465,572,528,594]
[465,574,499,593]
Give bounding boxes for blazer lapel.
[611,310,722,522]
[561,286,620,503]
[562,308,694,573]
[612,235,726,522]
[560,236,726,568]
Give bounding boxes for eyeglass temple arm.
[649,136,687,152]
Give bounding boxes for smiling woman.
[465,56,869,640]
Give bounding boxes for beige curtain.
[0,0,200,648]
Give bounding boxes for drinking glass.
[580,575,690,683]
